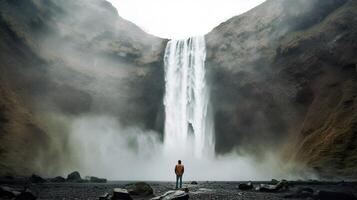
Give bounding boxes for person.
[175,160,184,189]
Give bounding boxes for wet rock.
[190,181,198,185]
[112,188,133,200]
[50,176,66,183]
[151,190,189,200]
[15,189,37,200]
[257,180,289,192]
[99,192,110,200]
[0,186,17,198]
[29,174,46,183]
[271,179,279,184]
[238,182,253,190]
[125,182,153,196]
[66,171,82,182]
[317,190,357,200]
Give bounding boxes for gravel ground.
[1,181,357,200]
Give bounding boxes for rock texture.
[206,0,357,177]
[0,0,165,175]
[0,0,356,179]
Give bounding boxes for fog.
[65,115,310,181]
[1,0,328,180]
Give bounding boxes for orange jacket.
[175,164,184,176]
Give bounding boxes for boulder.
[0,186,17,199]
[257,180,289,192]
[66,171,82,182]
[29,174,46,183]
[317,191,357,200]
[50,176,66,183]
[238,182,253,190]
[125,182,153,196]
[112,188,133,200]
[15,189,37,200]
[151,190,189,200]
[90,176,107,183]
[271,179,279,184]
[99,192,110,200]
[190,181,198,185]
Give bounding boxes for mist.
[63,115,311,181]
[0,0,334,181]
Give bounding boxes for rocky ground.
[1,179,357,200]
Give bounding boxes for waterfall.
[163,36,214,158]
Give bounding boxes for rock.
[317,190,357,200]
[190,181,198,185]
[15,189,37,200]
[99,192,110,200]
[151,190,189,200]
[257,180,289,192]
[112,188,133,200]
[238,182,253,190]
[182,188,189,193]
[90,176,107,183]
[66,171,82,182]
[271,179,279,184]
[29,174,46,183]
[50,176,66,183]
[0,186,16,198]
[125,182,153,196]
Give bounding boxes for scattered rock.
[50,176,66,183]
[317,190,357,200]
[257,180,289,192]
[90,176,107,183]
[190,181,198,185]
[151,190,189,200]
[15,189,37,200]
[0,186,17,199]
[99,192,110,200]
[238,182,253,190]
[112,188,133,200]
[271,179,279,184]
[66,171,82,182]
[125,182,153,196]
[29,174,46,183]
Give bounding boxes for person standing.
[175,160,184,189]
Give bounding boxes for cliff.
[0,0,166,175]
[206,0,357,178]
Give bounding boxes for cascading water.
[163,36,214,158]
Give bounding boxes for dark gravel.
[1,181,357,200]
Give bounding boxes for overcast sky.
[106,0,265,39]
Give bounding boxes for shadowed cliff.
[0,0,166,175]
[0,0,356,179]
[206,0,357,178]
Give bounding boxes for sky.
[106,0,266,39]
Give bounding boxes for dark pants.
[176,175,182,189]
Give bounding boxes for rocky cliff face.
[0,0,356,178]
[206,0,357,178]
[0,0,166,175]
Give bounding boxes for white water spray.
[163,36,214,158]
[65,37,303,181]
